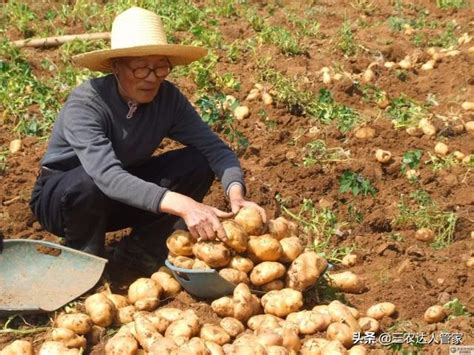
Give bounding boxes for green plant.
[401,150,423,174]
[195,93,248,151]
[443,299,472,319]
[436,0,466,9]
[387,96,428,128]
[339,171,377,196]
[338,20,357,56]
[276,196,350,263]
[425,152,458,171]
[260,25,306,56]
[302,140,350,166]
[393,193,457,249]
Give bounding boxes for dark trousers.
[29,147,215,257]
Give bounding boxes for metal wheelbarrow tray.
[0,239,107,315]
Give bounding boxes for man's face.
[113,55,171,104]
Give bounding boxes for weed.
[195,93,248,151]
[393,193,457,249]
[388,232,405,242]
[351,0,376,15]
[302,140,350,166]
[277,196,350,263]
[353,81,387,105]
[387,96,428,128]
[436,0,466,9]
[425,152,458,171]
[395,69,409,82]
[443,298,472,319]
[339,171,377,197]
[245,8,265,32]
[347,203,364,224]
[261,25,306,56]
[0,150,8,173]
[2,2,37,37]
[287,12,320,37]
[338,20,357,56]
[401,150,423,174]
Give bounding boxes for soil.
[1,0,473,353]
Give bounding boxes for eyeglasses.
[125,63,172,79]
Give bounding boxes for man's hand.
[228,184,267,224]
[160,191,233,242]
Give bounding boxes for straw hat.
[73,7,207,72]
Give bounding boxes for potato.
[178,337,210,355]
[266,345,289,355]
[424,305,446,323]
[116,322,137,338]
[327,322,353,348]
[219,268,250,285]
[341,254,358,267]
[39,342,79,355]
[247,314,283,331]
[225,342,267,355]
[133,313,162,350]
[273,327,301,352]
[222,220,248,253]
[234,105,250,120]
[105,335,138,355]
[148,337,178,354]
[55,313,92,335]
[434,142,449,156]
[366,302,396,320]
[248,235,282,262]
[286,252,328,291]
[415,228,435,242]
[0,340,33,355]
[261,279,285,292]
[116,305,136,325]
[301,338,329,355]
[250,261,286,286]
[145,312,172,333]
[155,307,184,322]
[193,242,231,268]
[128,278,162,311]
[375,149,392,163]
[268,217,291,240]
[220,317,244,338]
[51,327,87,349]
[233,283,255,322]
[166,230,195,256]
[321,340,348,355]
[85,293,117,327]
[193,258,212,269]
[234,207,265,235]
[312,305,330,315]
[261,288,303,317]
[348,345,368,355]
[286,310,332,334]
[170,255,195,269]
[327,271,365,293]
[205,341,225,355]
[354,127,375,140]
[255,328,283,347]
[228,256,254,273]
[328,301,360,331]
[358,317,380,332]
[165,313,200,346]
[151,271,182,297]
[278,237,303,263]
[106,294,129,308]
[200,324,231,345]
[211,296,234,317]
[250,294,262,315]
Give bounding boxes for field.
[0,0,473,353]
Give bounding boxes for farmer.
[29,7,265,274]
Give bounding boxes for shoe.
[111,237,166,275]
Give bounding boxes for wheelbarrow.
[0,239,107,315]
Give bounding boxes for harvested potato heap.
[168,207,329,294]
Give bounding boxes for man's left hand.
[228,184,267,223]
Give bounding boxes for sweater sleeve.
[62,99,167,213]
[167,88,246,195]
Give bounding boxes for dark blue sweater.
[41,75,245,212]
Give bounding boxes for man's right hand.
[159,191,233,242]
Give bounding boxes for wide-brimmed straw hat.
[73,7,207,72]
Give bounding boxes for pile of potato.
[167,207,330,294]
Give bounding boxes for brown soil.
[1,0,473,353]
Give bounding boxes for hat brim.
[72,44,208,72]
